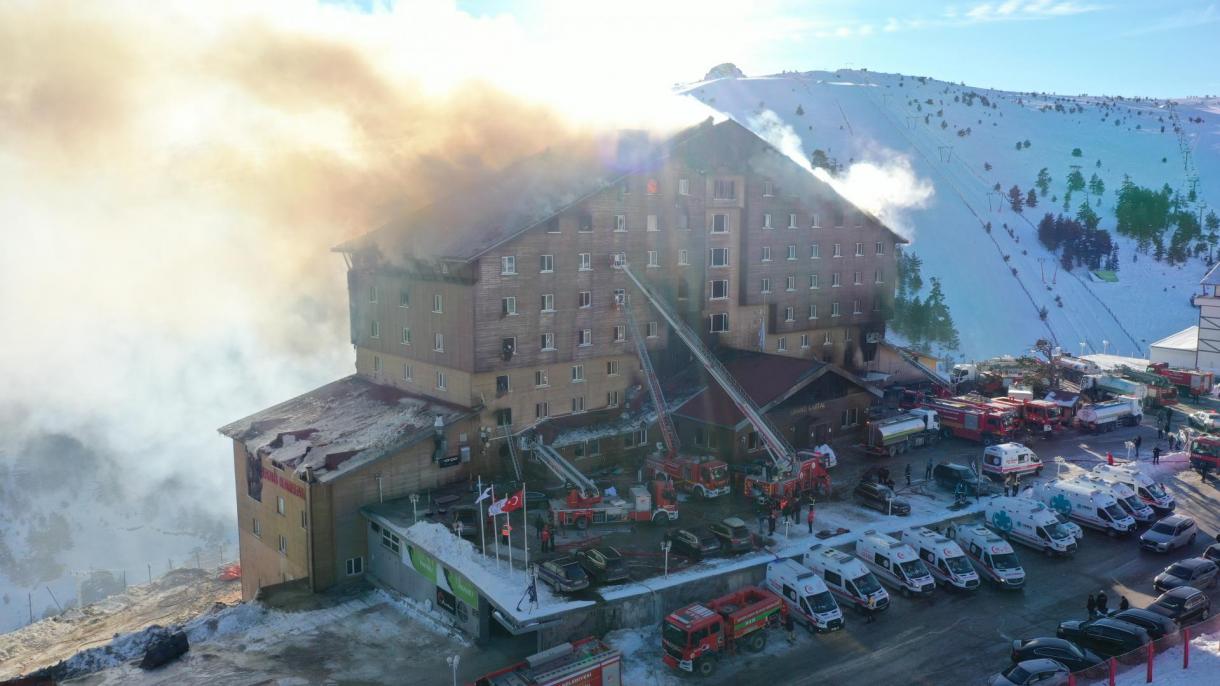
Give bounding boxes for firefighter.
[904,463,912,487]
[540,524,553,553]
[1106,451,1114,466]
[806,503,816,534]
[501,521,512,547]
[785,610,796,644]
[1152,446,1161,465]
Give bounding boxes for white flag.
[487,496,509,516]
[475,486,493,504]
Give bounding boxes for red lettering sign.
[262,466,306,499]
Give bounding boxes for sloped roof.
[1201,262,1220,286]
[1150,326,1198,352]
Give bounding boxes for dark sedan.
[1056,617,1150,658]
[1154,557,1218,592]
[1147,586,1212,625]
[1106,609,1178,640]
[574,546,629,583]
[1011,637,1102,672]
[853,481,911,516]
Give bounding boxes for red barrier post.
[1067,673,1076,686]
[1147,640,1154,683]
[1109,657,1116,686]
[1183,626,1190,669]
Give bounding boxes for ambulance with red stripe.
[902,526,980,591]
[947,523,1025,589]
[981,442,1043,480]
[802,544,890,613]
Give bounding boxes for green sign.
[406,545,438,584]
[445,568,479,608]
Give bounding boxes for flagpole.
[477,475,487,558]
[507,509,514,574]
[491,485,501,570]
[522,481,528,581]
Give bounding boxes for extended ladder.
[501,424,523,481]
[615,292,679,459]
[532,439,598,499]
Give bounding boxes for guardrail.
[1070,611,1219,685]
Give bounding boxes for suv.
[1147,586,1212,625]
[1010,637,1102,672]
[988,659,1069,686]
[448,506,479,540]
[1055,617,1150,657]
[1205,541,1220,564]
[708,517,753,554]
[1106,609,1178,640]
[853,481,911,516]
[1154,558,1218,592]
[537,556,589,594]
[574,546,628,584]
[933,462,990,494]
[1139,514,1197,552]
[667,527,723,560]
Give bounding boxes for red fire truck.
[548,481,677,529]
[740,451,832,500]
[990,397,1063,436]
[1148,362,1215,399]
[1188,431,1220,476]
[644,454,730,499]
[472,637,622,686]
[922,397,1018,445]
[661,586,786,678]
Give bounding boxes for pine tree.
[1026,188,1038,208]
[1009,185,1024,212]
[1077,201,1100,230]
[1036,168,1051,195]
[1088,173,1105,198]
[1067,169,1086,194]
[796,104,805,116]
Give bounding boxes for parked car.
[988,659,1070,686]
[1106,609,1178,640]
[1139,514,1197,553]
[667,527,723,560]
[853,481,911,516]
[574,546,629,584]
[708,517,754,554]
[1146,586,1212,625]
[1010,637,1102,672]
[1202,540,1220,564]
[933,462,990,494]
[1154,557,1218,592]
[537,556,589,594]
[447,506,479,540]
[1055,617,1150,657]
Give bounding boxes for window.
[787,244,797,260]
[853,299,863,314]
[646,214,658,232]
[578,329,592,347]
[710,248,729,267]
[433,294,443,313]
[812,213,822,229]
[761,246,772,262]
[784,306,794,322]
[711,214,728,233]
[834,209,845,227]
[540,254,554,273]
[761,278,771,294]
[647,250,659,267]
[541,333,556,351]
[252,517,261,537]
[569,396,585,413]
[876,241,886,255]
[278,534,287,555]
[578,212,593,232]
[400,327,412,346]
[788,213,798,229]
[777,337,788,352]
[809,273,820,289]
[545,217,560,233]
[832,302,841,317]
[613,288,626,306]
[372,355,381,372]
[369,285,378,303]
[433,333,444,351]
[614,214,627,232]
[710,313,729,333]
[277,495,285,515]
[381,529,401,554]
[808,304,818,320]
[612,325,625,342]
[678,178,690,195]
[402,363,413,382]
[713,179,736,199]
[646,321,659,338]
[824,331,833,345]
[832,272,841,287]
[763,213,773,229]
[845,329,853,342]
[875,270,884,284]
[578,253,592,271]
[873,298,882,312]
[853,271,862,285]
[711,279,729,300]
[495,408,512,426]
[370,319,380,339]
[502,296,518,316]
[811,243,821,259]
[496,374,510,394]
[540,294,554,312]
[435,370,447,390]
[606,390,620,408]
[855,212,864,228]
[571,364,585,383]
[677,207,690,230]
[578,291,591,309]
[501,256,517,275]
[841,407,860,428]
[346,557,363,576]
[301,510,308,529]
[398,289,409,308]
[855,242,864,257]
[607,360,620,375]
[678,249,689,266]
[620,180,631,197]
[535,402,549,419]
[800,334,810,349]
[647,178,659,195]
[534,370,549,387]
[611,252,625,267]
[763,180,774,197]
[833,243,842,258]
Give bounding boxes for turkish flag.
[500,489,524,513]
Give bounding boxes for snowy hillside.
[682,70,1220,360]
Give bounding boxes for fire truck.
[472,637,622,686]
[1187,431,1220,476]
[1116,365,1178,407]
[615,261,830,501]
[530,439,678,529]
[661,586,786,677]
[1148,362,1215,399]
[921,397,1018,445]
[990,396,1063,436]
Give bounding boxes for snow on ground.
[1107,630,1220,686]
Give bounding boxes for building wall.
[231,440,311,600]
[1149,345,1197,371]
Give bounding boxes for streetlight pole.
[661,541,671,578]
[446,655,460,686]
[409,493,420,524]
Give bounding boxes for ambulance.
[948,523,1026,589]
[764,559,845,632]
[981,443,1043,480]
[983,496,1077,556]
[901,527,981,591]
[1069,475,1156,524]
[1090,463,1176,513]
[1036,479,1136,537]
[802,544,890,613]
[854,530,936,597]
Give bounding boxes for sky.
[452,0,1220,98]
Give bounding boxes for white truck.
[1070,475,1156,524]
[1036,479,1136,537]
[1054,355,1101,382]
[1075,396,1142,433]
[902,527,981,591]
[803,544,890,614]
[1090,463,1176,513]
[764,559,845,632]
[984,496,1078,556]
[981,442,1043,480]
[947,524,1025,589]
[855,530,936,597]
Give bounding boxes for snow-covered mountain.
[682,69,1220,360]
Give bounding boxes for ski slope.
[682,70,1220,360]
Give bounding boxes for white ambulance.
[984,496,1078,556]
[901,527,981,591]
[1036,479,1136,537]
[803,544,890,614]
[764,559,845,632]
[1090,463,1176,513]
[981,443,1043,480]
[854,530,936,597]
[1070,475,1156,524]
[947,523,1025,589]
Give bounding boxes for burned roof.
[218,375,474,483]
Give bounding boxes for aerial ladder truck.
[613,260,831,501]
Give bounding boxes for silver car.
[989,659,1069,686]
[1154,558,1218,592]
[1140,515,1197,553]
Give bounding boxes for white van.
[1090,463,1176,513]
[981,443,1043,480]
[765,559,845,632]
[1070,475,1156,524]
[947,524,1025,589]
[901,527,981,591]
[803,544,890,614]
[1036,479,1136,537]
[855,530,936,597]
[984,496,1077,556]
